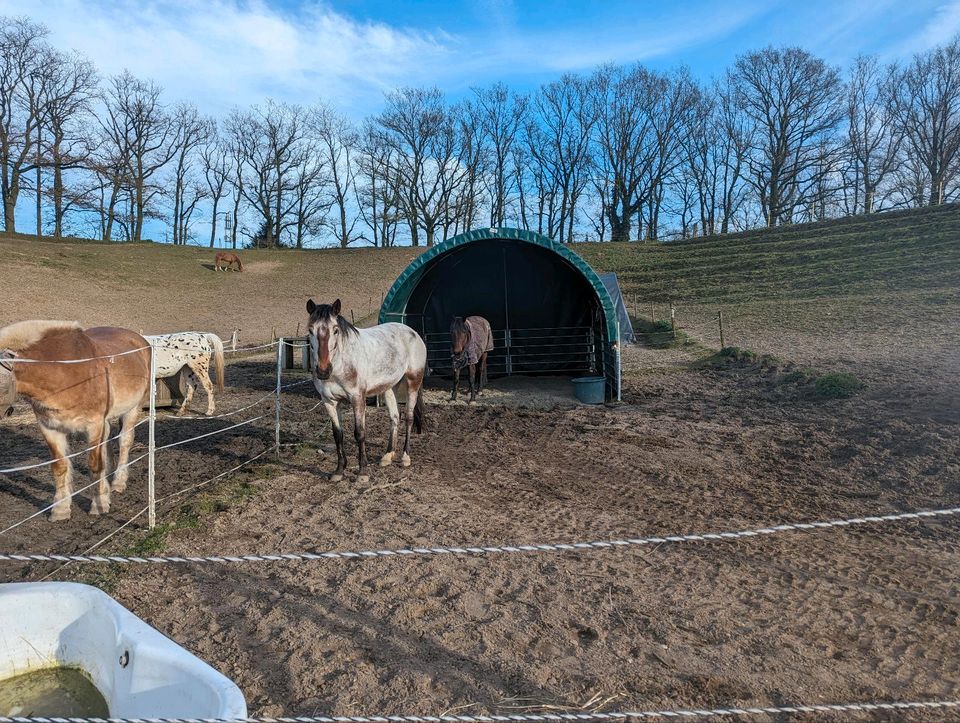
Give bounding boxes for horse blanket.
[462,316,494,366]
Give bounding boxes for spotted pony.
[146,332,225,416]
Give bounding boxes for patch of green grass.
[814,372,865,399]
[781,368,816,385]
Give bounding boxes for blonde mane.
[0,320,82,351]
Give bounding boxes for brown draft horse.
[0,321,151,520]
[450,316,493,402]
[214,251,243,272]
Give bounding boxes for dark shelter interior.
[400,238,608,378]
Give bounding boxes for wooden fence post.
[718,310,725,349]
[670,302,676,339]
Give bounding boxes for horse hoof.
[89,498,110,516]
[401,453,411,467]
[357,474,370,484]
[330,473,344,482]
[205,410,215,417]
[380,453,394,467]
[112,481,127,494]
[49,506,71,522]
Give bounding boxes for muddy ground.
[1,344,959,720]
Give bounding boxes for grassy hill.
[1,206,957,381]
[577,203,960,305]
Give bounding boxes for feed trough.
[0,582,246,718]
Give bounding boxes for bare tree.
[227,102,304,248]
[0,17,51,233]
[310,104,361,247]
[592,63,660,242]
[474,83,526,227]
[38,51,98,237]
[845,55,903,213]
[99,70,174,241]
[356,120,403,247]
[527,74,598,242]
[169,103,211,244]
[376,87,444,246]
[377,87,471,246]
[200,127,232,247]
[730,46,844,226]
[887,36,960,205]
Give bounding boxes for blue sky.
[4,0,959,119]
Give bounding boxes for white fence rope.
[0,452,149,536]
[153,415,268,452]
[0,418,150,475]
[2,698,960,722]
[164,392,276,420]
[3,506,956,565]
[225,341,281,354]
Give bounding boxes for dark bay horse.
[214,251,243,271]
[0,321,151,520]
[307,298,427,483]
[450,316,493,402]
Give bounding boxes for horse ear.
[332,299,342,315]
[306,299,316,314]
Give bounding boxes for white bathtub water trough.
[0,582,246,718]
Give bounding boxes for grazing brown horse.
[214,251,243,272]
[450,316,493,402]
[307,298,426,484]
[0,321,151,520]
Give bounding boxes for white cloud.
[0,0,453,116]
[892,0,960,56]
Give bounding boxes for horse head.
[306,298,357,380]
[0,351,17,417]
[449,317,470,370]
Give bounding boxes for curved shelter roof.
[380,228,620,344]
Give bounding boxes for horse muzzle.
[2,405,13,418]
[314,366,332,381]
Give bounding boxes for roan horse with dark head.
[307,299,427,483]
[0,321,151,520]
[450,315,493,402]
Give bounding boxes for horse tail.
[236,256,243,272]
[413,385,425,434]
[207,333,225,391]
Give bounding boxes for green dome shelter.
[378,228,622,401]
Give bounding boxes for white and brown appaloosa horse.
[0,321,151,520]
[307,298,427,483]
[146,332,225,416]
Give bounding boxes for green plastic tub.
[572,376,605,404]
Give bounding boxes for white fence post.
[147,341,157,529]
[275,339,283,457]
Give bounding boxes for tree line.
[3,15,960,247]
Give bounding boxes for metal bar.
[147,342,157,530]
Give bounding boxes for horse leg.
[178,369,197,416]
[352,396,369,483]
[380,387,399,467]
[478,353,488,395]
[40,424,74,522]
[87,419,112,516]
[451,366,459,401]
[192,360,216,416]
[113,406,140,493]
[324,401,347,482]
[468,362,477,402]
[402,376,422,467]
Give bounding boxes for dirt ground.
[2,340,959,721]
